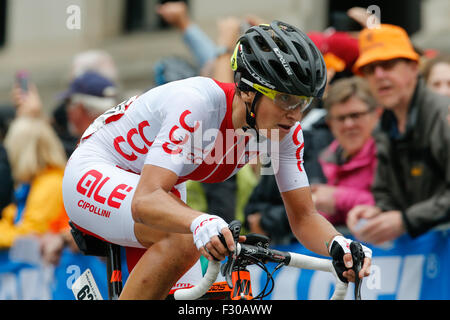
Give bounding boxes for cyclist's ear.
[240,90,256,104]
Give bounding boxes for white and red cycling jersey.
[77,76,308,191]
[62,76,309,287]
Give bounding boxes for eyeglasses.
[240,77,314,112]
[328,110,373,124]
[360,58,406,75]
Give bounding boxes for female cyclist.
[62,20,372,299]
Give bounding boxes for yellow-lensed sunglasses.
[240,77,313,112]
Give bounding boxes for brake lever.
[228,220,242,244]
[218,220,242,289]
[220,255,235,289]
[350,241,365,300]
[218,220,241,248]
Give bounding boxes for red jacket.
[318,138,377,225]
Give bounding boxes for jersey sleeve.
[272,123,310,193]
[144,90,212,177]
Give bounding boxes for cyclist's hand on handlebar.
[190,214,238,261]
[342,252,371,283]
[329,235,372,283]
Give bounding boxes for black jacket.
[372,78,450,237]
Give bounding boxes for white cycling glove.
[190,214,229,250]
[329,235,372,259]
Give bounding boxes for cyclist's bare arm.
[281,186,371,282]
[281,186,339,256]
[131,164,235,258]
[132,164,198,233]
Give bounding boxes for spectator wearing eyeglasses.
[346,24,450,245]
[311,77,380,226]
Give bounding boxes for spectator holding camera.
[347,24,450,245]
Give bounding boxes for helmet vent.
[241,39,253,54]
[250,60,267,78]
[254,35,270,52]
[293,41,307,61]
[277,22,295,33]
[269,60,288,80]
[290,62,309,85]
[274,37,289,54]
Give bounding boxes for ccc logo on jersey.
[292,124,304,173]
[113,120,154,161]
[163,109,200,155]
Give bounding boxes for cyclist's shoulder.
[159,77,232,120]
[145,76,226,107]
[186,76,235,105]
[166,76,234,105]
[161,76,223,93]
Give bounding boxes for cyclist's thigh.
[63,152,143,248]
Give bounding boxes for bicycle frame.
[71,219,361,301]
[106,243,123,300]
[188,269,253,300]
[173,220,366,301]
[201,270,253,300]
[174,243,349,300]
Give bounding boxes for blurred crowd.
[0,2,448,284]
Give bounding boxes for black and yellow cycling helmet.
[231,21,327,131]
[232,20,327,98]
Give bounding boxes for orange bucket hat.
[353,24,420,75]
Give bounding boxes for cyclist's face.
[256,94,303,140]
[327,96,379,157]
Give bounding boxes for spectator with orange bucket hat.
[346,24,450,245]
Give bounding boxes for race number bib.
[72,268,103,300]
